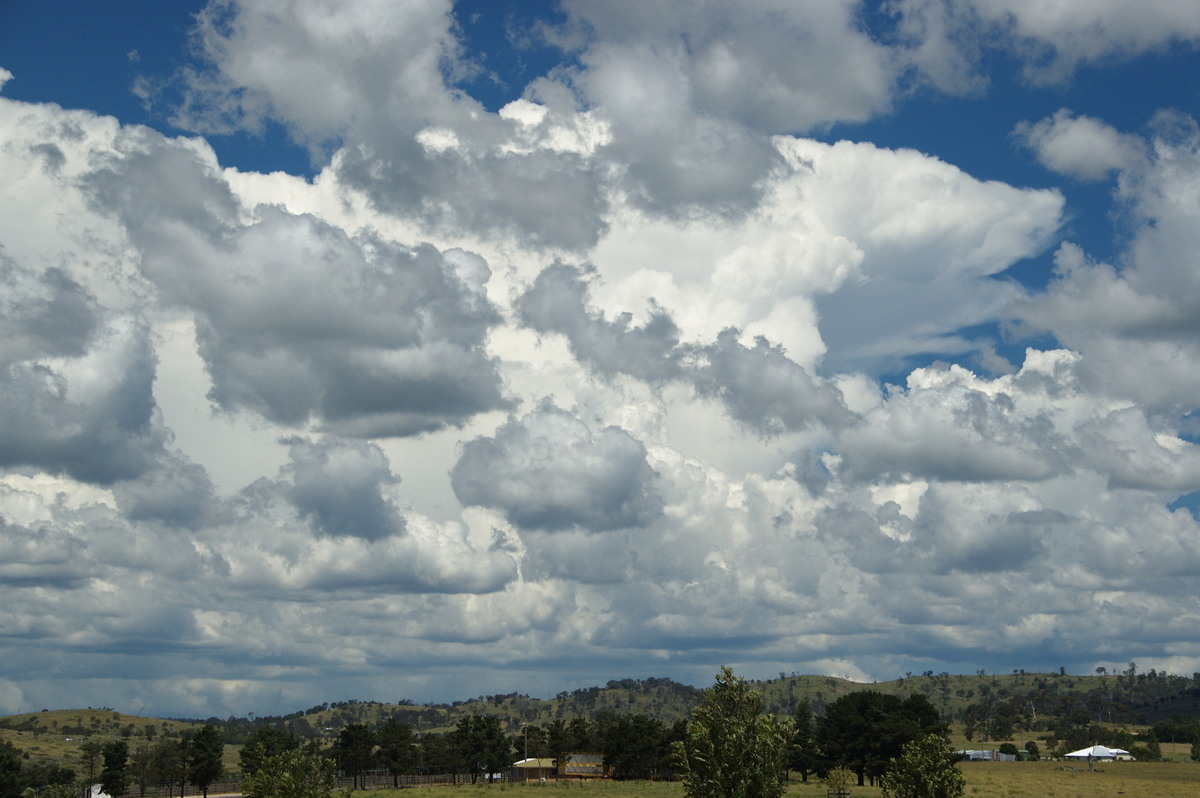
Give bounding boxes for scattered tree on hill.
[673,666,793,798]
[241,750,333,798]
[99,740,129,798]
[880,733,964,798]
[188,725,225,798]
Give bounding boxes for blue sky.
[2,0,1200,718]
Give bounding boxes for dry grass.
[361,761,1200,798]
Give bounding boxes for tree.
[241,728,300,777]
[99,740,129,798]
[452,715,511,784]
[151,738,189,798]
[332,724,375,789]
[0,742,21,798]
[789,701,819,783]
[129,743,156,798]
[188,725,225,798]
[673,666,793,798]
[817,692,947,787]
[375,719,417,787]
[594,713,679,780]
[79,740,104,798]
[880,734,965,798]
[241,750,334,798]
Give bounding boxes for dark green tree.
[0,741,21,798]
[790,700,819,782]
[452,715,512,784]
[375,719,417,787]
[151,738,189,798]
[240,728,300,777]
[594,713,679,780]
[79,740,104,797]
[332,724,375,789]
[99,740,130,798]
[188,725,225,798]
[129,742,156,798]
[817,691,946,787]
[673,666,793,798]
[880,734,964,798]
[241,750,334,798]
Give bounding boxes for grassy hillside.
[4,668,1198,771]
[0,708,231,773]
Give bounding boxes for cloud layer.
[2,0,1200,716]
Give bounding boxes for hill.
[3,666,1199,768]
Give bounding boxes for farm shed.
[511,758,558,782]
[559,752,608,779]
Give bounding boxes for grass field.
[358,760,1200,798]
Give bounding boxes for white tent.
[1064,745,1132,761]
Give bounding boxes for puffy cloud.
[280,437,403,540]
[0,314,171,484]
[517,263,854,432]
[82,132,510,437]
[0,255,100,368]
[1014,109,1147,180]
[451,404,663,532]
[556,0,896,210]
[891,0,1200,86]
[172,0,609,248]
[1015,112,1200,410]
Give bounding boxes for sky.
[1,0,1200,719]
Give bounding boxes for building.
[559,752,608,779]
[511,758,558,782]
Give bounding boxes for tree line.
[1,726,224,798]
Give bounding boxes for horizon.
[2,0,1200,720]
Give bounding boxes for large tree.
[817,691,946,787]
[332,724,375,789]
[151,738,190,798]
[452,715,512,784]
[375,718,417,787]
[790,700,820,783]
[240,728,300,777]
[594,712,681,780]
[188,725,225,798]
[673,667,793,798]
[99,740,130,798]
[79,740,103,798]
[129,742,156,798]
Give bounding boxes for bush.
[881,735,965,798]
